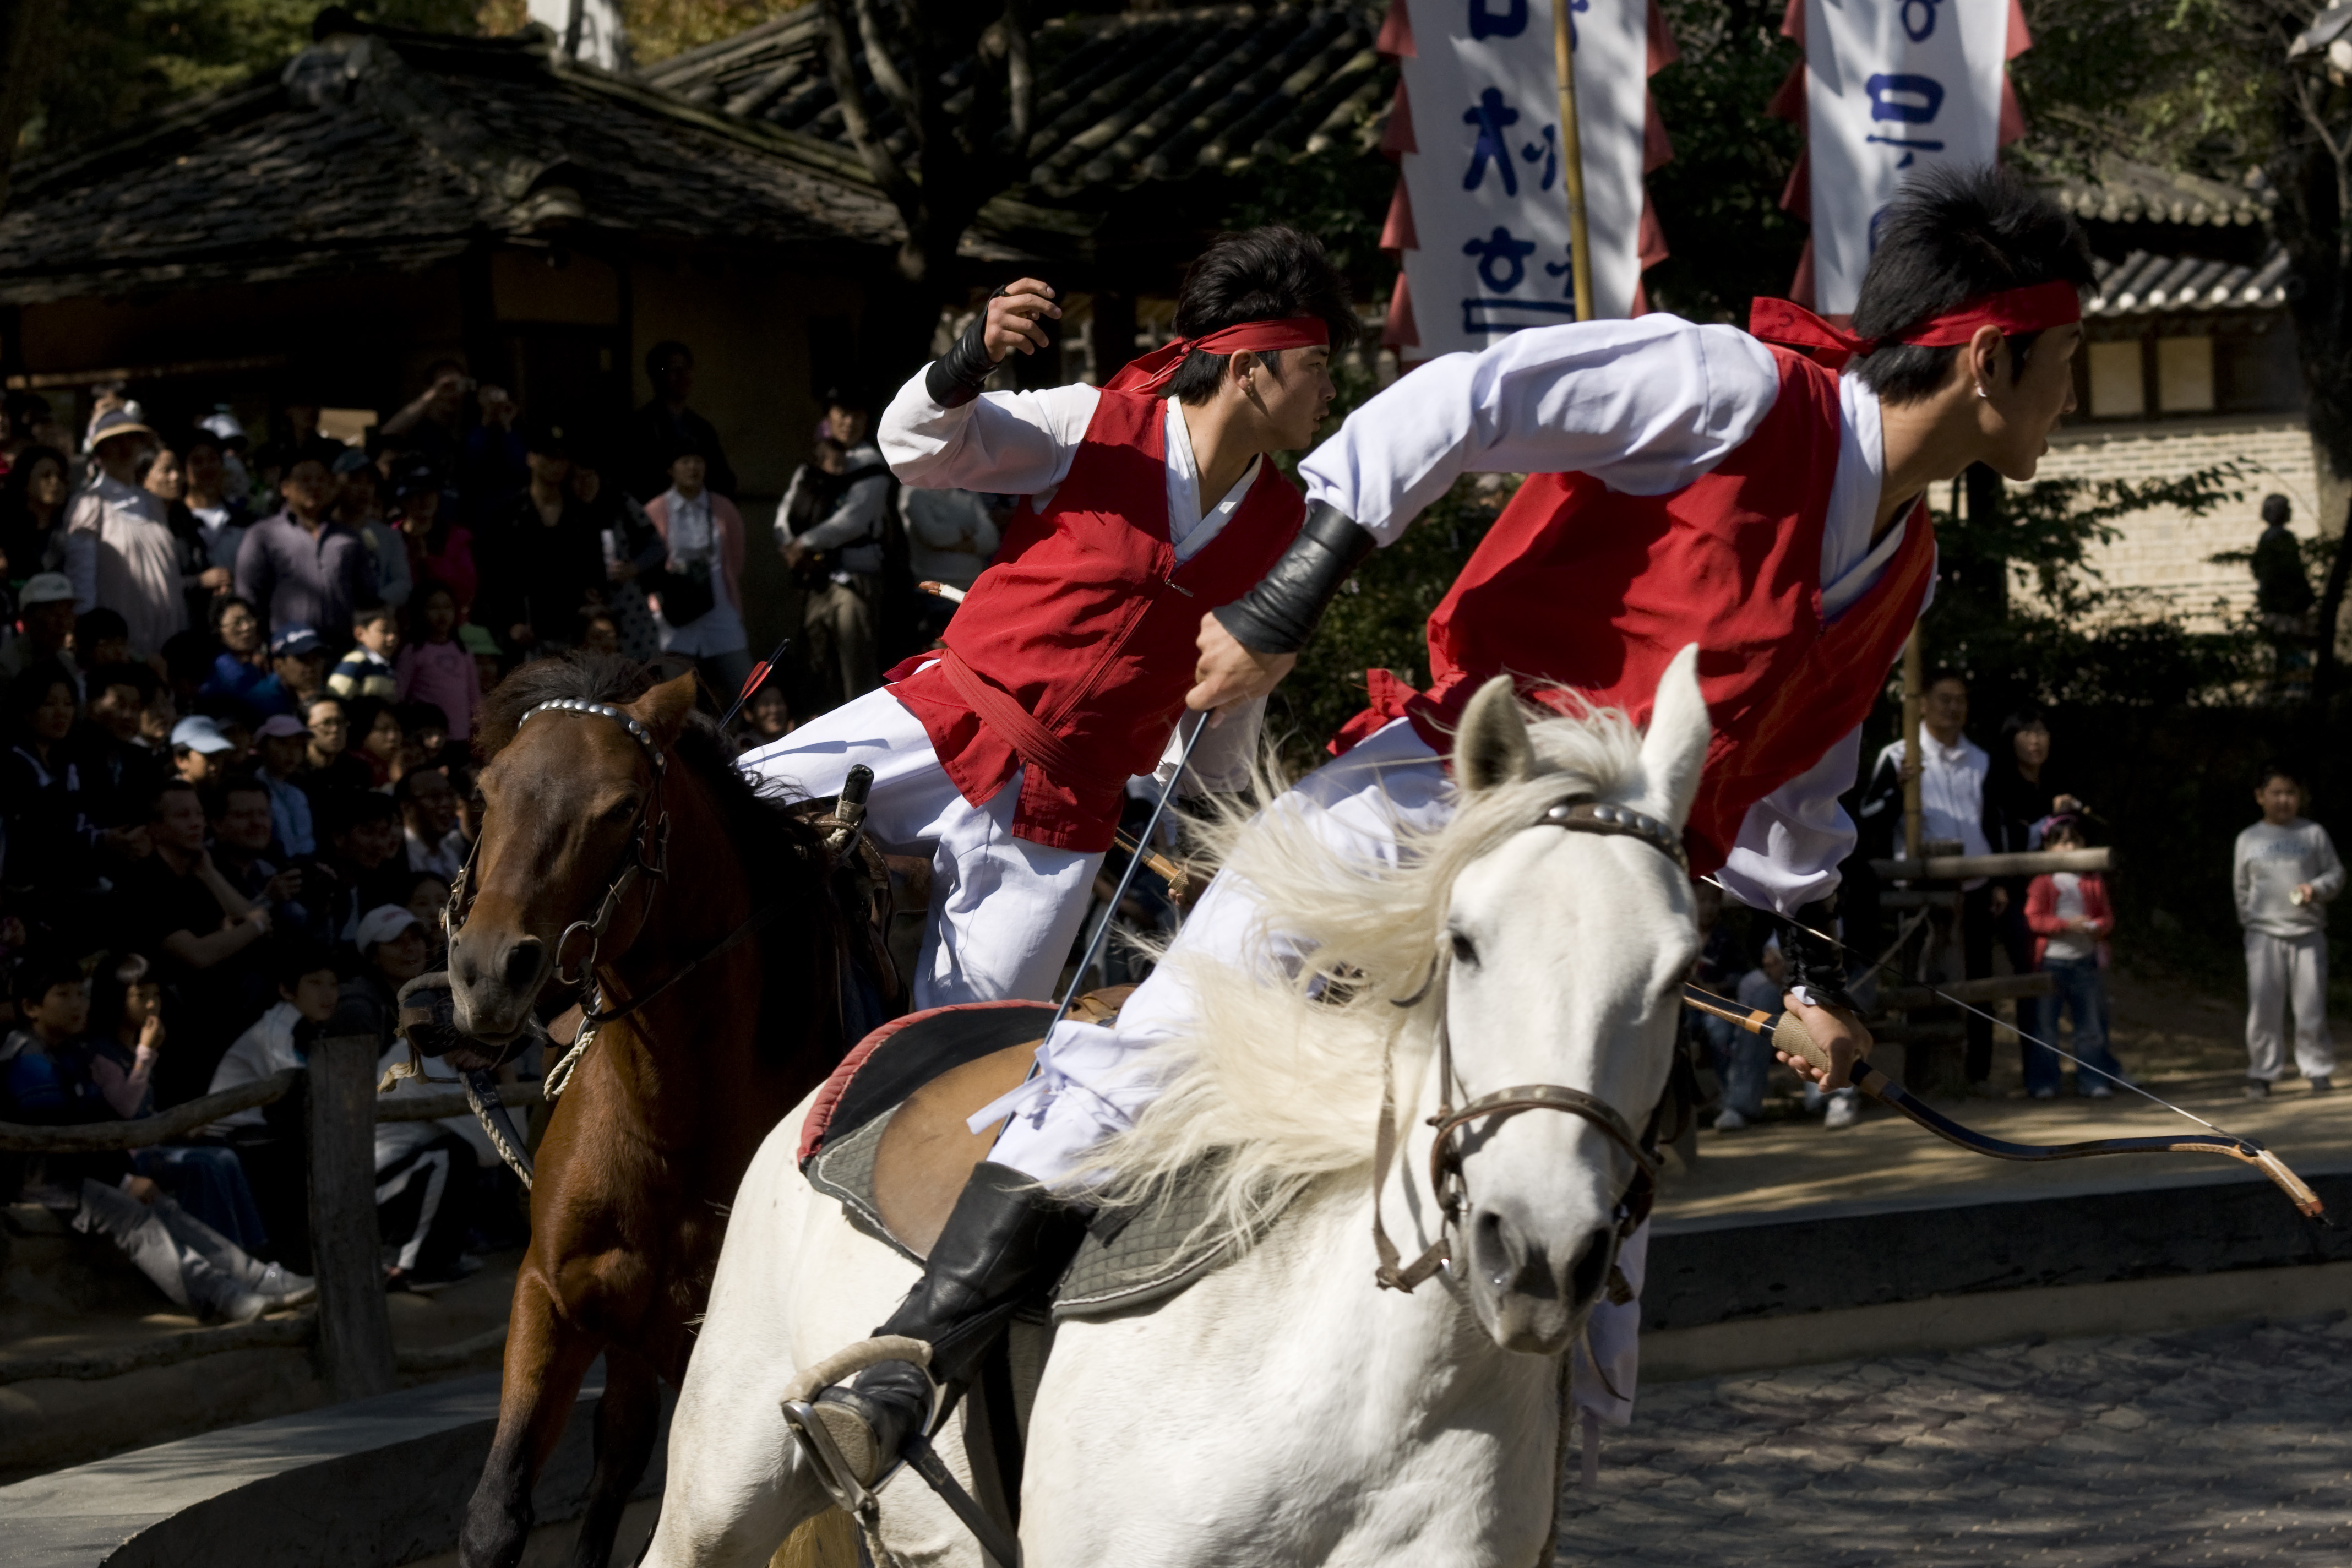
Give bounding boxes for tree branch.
[816,0,915,209]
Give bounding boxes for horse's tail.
[770,1508,861,1568]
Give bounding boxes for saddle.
[798,992,1287,1315]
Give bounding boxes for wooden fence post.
[306,1032,396,1402]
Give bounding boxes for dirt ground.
[1662,967,2351,1221]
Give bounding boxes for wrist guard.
[1211,502,1376,655]
[1780,898,1858,1015]
[924,302,1001,409]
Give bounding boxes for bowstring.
[1705,875,2240,1140]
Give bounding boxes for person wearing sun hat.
[63,407,188,658]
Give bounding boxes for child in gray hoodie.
[2234,762,2345,1097]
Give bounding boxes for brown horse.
[447,657,875,1568]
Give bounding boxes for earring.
[1974,384,1990,400]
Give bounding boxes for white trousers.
[2245,930,2335,1082]
[738,686,1104,1011]
[978,716,1648,1421]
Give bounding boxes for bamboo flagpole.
[1900,626,1925,861]
[1550,0,1596,322]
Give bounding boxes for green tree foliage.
[14,2,480,157]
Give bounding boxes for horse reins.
[1372,797,1686,1295]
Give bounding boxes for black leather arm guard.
[1210,502,1377,655]
[924,304,1001,409]
[1780,899,1859,1015]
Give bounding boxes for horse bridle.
[1371,797,1686,1296]
[441,698,674,1083]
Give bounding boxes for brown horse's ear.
[627,672,701,751]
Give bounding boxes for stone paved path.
[1560,1315,2352,1564]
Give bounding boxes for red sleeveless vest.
[1331,346,1934,875]
[889,388,1305,852]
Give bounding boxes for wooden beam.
[0,1069,299,1152]
[1869,847,2114,881]
[1880,973,2055,1011]
[306,1035,396,1403]
[375,1082,541,1123]
[1877,890,1962,911]
[4,352,290,391]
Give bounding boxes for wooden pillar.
[1900,627,1924,862]
[306,1033,396,1402]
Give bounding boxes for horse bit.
[1372,797,1687,1298]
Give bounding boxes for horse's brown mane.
[474,652,825,878]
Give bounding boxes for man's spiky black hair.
[1163,226,1361,405]
[1851,165,2095,405]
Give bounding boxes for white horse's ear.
[1455,676,1536,794]
[1635,645,1710,829]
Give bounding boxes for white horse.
[649,647,1710,1567]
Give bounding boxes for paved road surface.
[1560,1315,2352,1564]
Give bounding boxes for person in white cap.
[65,408,189,660]
[0,570,80,687]
[342,904,485,1289]
[168,714,237,787]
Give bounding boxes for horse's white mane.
[1070,695,1649,1244]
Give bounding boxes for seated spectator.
[198,595,287,715]
[734,681,793,754]
[205,936,341,1265]
[137,663,181,753]
[337,906,480,1289]
[2025,817,2126,1099]
[206,775,307,921]
[75,606,134,672]
[83,662,169,828]
[4,953,306,1321]
[333,450,411,611]
[394,583,482,743]
[398,767,464,881]
[0,442,71,585]
[3,658,108,903]
[118,778,274,1101]
[395,699,449,774]
[329,601,400,701]
[88,952,272,1251]
[66,409,187,660]
[298,693,374,800]
[236,454,368,644]
[253,712,317,857]
[346,695,405,787]
[265,625,330,714]
[392,459,476,613]
[1,570,80,687]
[579,606,622,655]
[168,713,237,787]
[309,790,410,946]
[460,622,504,702]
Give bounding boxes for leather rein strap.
[1372,796,1683,1293]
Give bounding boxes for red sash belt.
[940,649,1131,802]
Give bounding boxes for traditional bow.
[1681,984,2327,1220]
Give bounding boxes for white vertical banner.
[1396,0,1649,357]
[1804,0,2008,316]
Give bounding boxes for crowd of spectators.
[0,341,1009,1319]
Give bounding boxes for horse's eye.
[604,800,639,825]
[1450,930,1479,968]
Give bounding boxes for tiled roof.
[2086,248,2291,318]
[637,2,1391,202]
[0,20,912,307]
[2052,155,2271,230]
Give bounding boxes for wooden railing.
[0,1038,538,1399]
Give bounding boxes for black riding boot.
[809,1161,1087,1485]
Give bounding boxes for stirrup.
[779,1335,936,1511]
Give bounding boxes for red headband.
[1749,281,2082,372]
[1103,317,1330,396]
